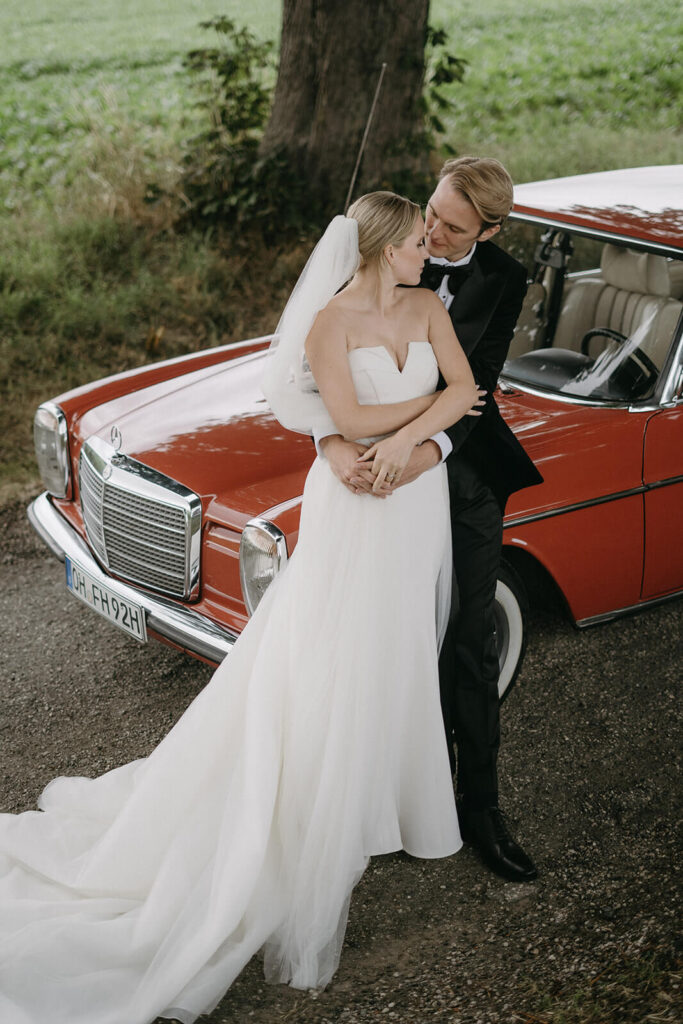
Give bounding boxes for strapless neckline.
[348,341,431,374]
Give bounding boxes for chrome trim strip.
[504,486,647,528]
[630,402,670,413]
[646,474,683,491]
[660,334,683,406]
[498,376,632,408]
[28,494,237,663]
[499,373,678,411]
[509,212,683,257]
[505,472,683,529]
[576,588,683,627]
[262,495,303,520]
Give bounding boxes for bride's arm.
[304,309,436,440]
[358,293,479,489]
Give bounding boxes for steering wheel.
[580,327,628,356]
[580,327,659,399]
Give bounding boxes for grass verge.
[518,944,680,1023]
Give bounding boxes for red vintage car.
[29,166,683,698]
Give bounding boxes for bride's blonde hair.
[347,191,420,268]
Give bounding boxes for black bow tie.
[421,261,473,294]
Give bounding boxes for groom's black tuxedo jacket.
[424,241,543,511]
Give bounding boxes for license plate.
[65,557,147,642]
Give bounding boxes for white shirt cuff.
[429,431,452,462]
[312,424,341,458]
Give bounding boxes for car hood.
[74,349,647,528]
[75,350,315,528]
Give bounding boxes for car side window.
[505,230,683,404]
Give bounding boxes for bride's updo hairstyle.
[347,191,421,269]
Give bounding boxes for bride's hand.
[356,432,416,492]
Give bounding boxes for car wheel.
[494,560,528,703]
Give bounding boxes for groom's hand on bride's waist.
[319,436,392,498]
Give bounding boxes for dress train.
[0,343,461,1023]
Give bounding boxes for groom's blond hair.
[347,191,420,268]
[439,156,514,229]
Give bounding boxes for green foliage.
[424,25,468,152]
[183,17,273,136]
[178,17,311,235]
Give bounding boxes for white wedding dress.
[0,341,461,1024]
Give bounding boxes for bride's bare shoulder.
[398,286,442,312]
[306,301,349,353]
[323,289,357,314]
[310,292,358,335]
[311,296,352,329]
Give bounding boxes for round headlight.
[239,518,288,615]
[33,402,71,498]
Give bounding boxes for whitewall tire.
[494,561,528,703]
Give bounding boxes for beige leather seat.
[553,246,683,370]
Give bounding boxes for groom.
[319,156,543,882]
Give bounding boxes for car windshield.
[499,225,683,403]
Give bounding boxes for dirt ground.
[1,497,680,1023]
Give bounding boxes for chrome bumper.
[28,493,237,663]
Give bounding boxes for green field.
[1,0,681,496]
[0,0,276,213]
[1,0,680,209]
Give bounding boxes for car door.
[641,404,683,599]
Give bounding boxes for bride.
[0,192,480,1024]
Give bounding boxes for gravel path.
[1,497,680,1023]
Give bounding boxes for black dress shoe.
[459,805,538,882]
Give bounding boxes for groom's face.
[425,178,500,262]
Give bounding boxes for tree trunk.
[260,0,431,217]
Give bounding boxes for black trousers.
[438,455,503,810]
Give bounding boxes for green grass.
[1,0,680,209]
[431,0,682,181]
[519,945,680,1023]
[2,0,679,216]
[0,0,278,211]
[1,0,681,495]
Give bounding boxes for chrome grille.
[80,455,107,562]
[79,436,201,599]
